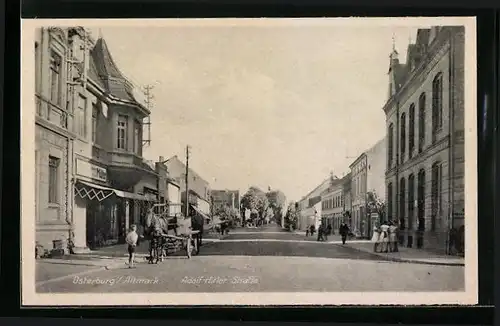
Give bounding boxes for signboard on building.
[91,165,107,182]
[76,159,107,182]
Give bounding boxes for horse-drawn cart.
[146,204,200,263]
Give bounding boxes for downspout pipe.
[447,28,455,254]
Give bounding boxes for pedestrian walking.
[371,223,381,252]
[389,220,399,252]
[327,224,332,236]
[339,221,349,245]
[306,226,310,237]
[317,224,325,242]
[310,224,315,237]
[379,221,390,253]
[125,224,138,268]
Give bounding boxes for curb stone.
[340,244,465,266]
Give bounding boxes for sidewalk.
[343,242,465,266]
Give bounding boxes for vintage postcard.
[21,17,477,306]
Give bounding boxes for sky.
[86,19,422,202]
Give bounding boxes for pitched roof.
[88,38,147,109]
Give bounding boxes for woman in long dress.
[371,223,381,252]
[388,221,399,252]
[379,221,390,253]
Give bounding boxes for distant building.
[163,155,211,218]
[383,26,465,254]
[349,138,387,238]
[321,178,344,233]
[210,189,240,211]
[297,174,338,231]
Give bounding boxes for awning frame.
[75,179,154,203]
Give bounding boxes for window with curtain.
[133,120,141,155]
[417,169,426,230]
[409,103,415,158]
[400,113,406,164]
[76,95,87,137]
[388,123,394,168]
[431,162,442,231]
[407,174,415,230]
[399,177,406,227]
[432,72,443,143]
[91,104,98,143]
[418,93,426,153]
[48,156,60,204]
[387,183,393,220]
[117,115,128,150]
[49,50,62,105]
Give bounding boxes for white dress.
[371,228,380,243]
[389,225,397,242]
[379,225,390,243]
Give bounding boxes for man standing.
[339,221,349,245]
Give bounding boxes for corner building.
[383,26,465,255]
[34,27,159,252]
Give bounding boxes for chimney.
[159,156,164,163]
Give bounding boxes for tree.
[214,205,240,227]
[241,187,269,225]
[366,190,386,224]
[284,202,298,231]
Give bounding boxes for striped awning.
[74,179,151,202]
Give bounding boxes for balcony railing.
[35,94,72,131]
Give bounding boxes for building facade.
[297,175,338,231]
[350,154,368,236]
[164,155,211,218]
[211,189,240,211]
[321,179,344,233]
[34,27,160,252]
[34,27,76,251]
[342,173,352,225]
[383,26,465,254]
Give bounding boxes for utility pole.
[185,145,191,219]
[142,85,154,146]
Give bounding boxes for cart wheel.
[186,238,192,259]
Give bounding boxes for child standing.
[126,224,138,268]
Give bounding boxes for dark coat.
[339,224,349,236]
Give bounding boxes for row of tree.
[240,186,285,226]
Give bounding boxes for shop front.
[73,179,156,251]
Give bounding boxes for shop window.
[117,115,128,150]
[48,156,60,204]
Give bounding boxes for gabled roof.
[88,37,149,114]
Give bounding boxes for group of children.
[371,220,399,253]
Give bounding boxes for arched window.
[431,162,443,231]
[409,104,415,158]
[387,182,393,220]
[400,113,406,164]
[417,169,426,231]
[388,123,394,168]
[418,93,426,153]
[407,174,415,230]
[399,177,406,229]
[432,72,443,143]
